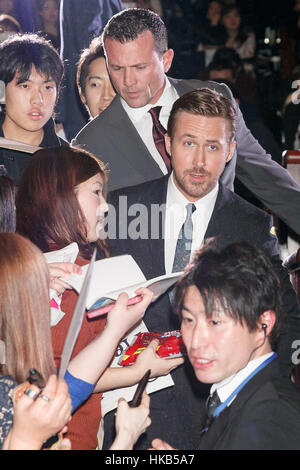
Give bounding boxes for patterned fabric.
[172,203,196,272]
[0,375,17,448]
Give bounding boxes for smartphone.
[87,294,143,319]
[129,369,151,408]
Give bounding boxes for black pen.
[130,369,151,407]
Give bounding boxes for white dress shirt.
[164,173,219,274]
[121,78,179,174]
[210,352,274,408]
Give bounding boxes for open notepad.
[65,254,183,313]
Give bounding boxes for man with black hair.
[73,8,300,235]
[76,37,115,120]
[152,241,300,450]
[0,33,67,184]
[105,87,300,449]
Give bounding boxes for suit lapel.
[199,360,280,449]
[105,97,163,179]
[146,176,168,277]
[204,184,232,241]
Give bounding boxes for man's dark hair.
[102,8,168,56]
[0,33,64,92]
[208,58,237,80]
[77,37,105,97]
[167,87,237,142]
[174,239,281,345]
[212,47,242,72]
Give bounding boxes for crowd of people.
[0,1,300,452]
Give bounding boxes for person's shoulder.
[74,97,121,143]
[220,184,271,220]
[250,375,300,423]
[108,176,167,202]
[73,114,104,144]
[170,76,233,101]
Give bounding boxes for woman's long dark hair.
[16,146,109,259]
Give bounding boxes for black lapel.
[144,175,169,277]
[204,184,234,245]
[198,360,280,449]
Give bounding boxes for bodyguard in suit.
[73,8,300,234]
[104,88,300,449]
[152,241,300,450]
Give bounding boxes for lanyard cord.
[212,352,278,419]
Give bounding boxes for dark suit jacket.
[198,359,300,450]
[73,76,300,234]
[102,177,300,449]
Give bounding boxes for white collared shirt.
[210,352,274,408]
[121,78,179,174]
[164,173,219,274]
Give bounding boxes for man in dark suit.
[103,88,300,449]
[73,8,300,235]
[152,241,300,450]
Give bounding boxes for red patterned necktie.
[148,106,171,171]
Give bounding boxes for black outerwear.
[198,359,300,450]
[0,113,68,185]
[102,176,300,449]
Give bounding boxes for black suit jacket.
[73,77,300,234]
[103,177,300,449]
[198,359,300,450]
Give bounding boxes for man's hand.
[150,438,176,450]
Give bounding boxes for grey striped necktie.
[172,203,196,272]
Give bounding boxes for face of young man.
[3,66,57,145]
[165,111,236,201]
[81,57,116,118]
[181,286,270,384]
[104,30,174,108]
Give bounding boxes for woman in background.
[35,0,60,50]
[221,5,256,61]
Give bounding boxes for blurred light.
[276,37,281,44]
[264,38,270,44]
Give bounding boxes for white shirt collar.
[210,352,274,405]
[164,173,219,274]
[121,77,176,122]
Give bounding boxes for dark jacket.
[0,113,68,185]
[198,359,300,450]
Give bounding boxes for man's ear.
[226,139,236,163]
[165,133,171,155]
[257,310,276,337]
[79,91,86,105]
[162,48,174,74]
